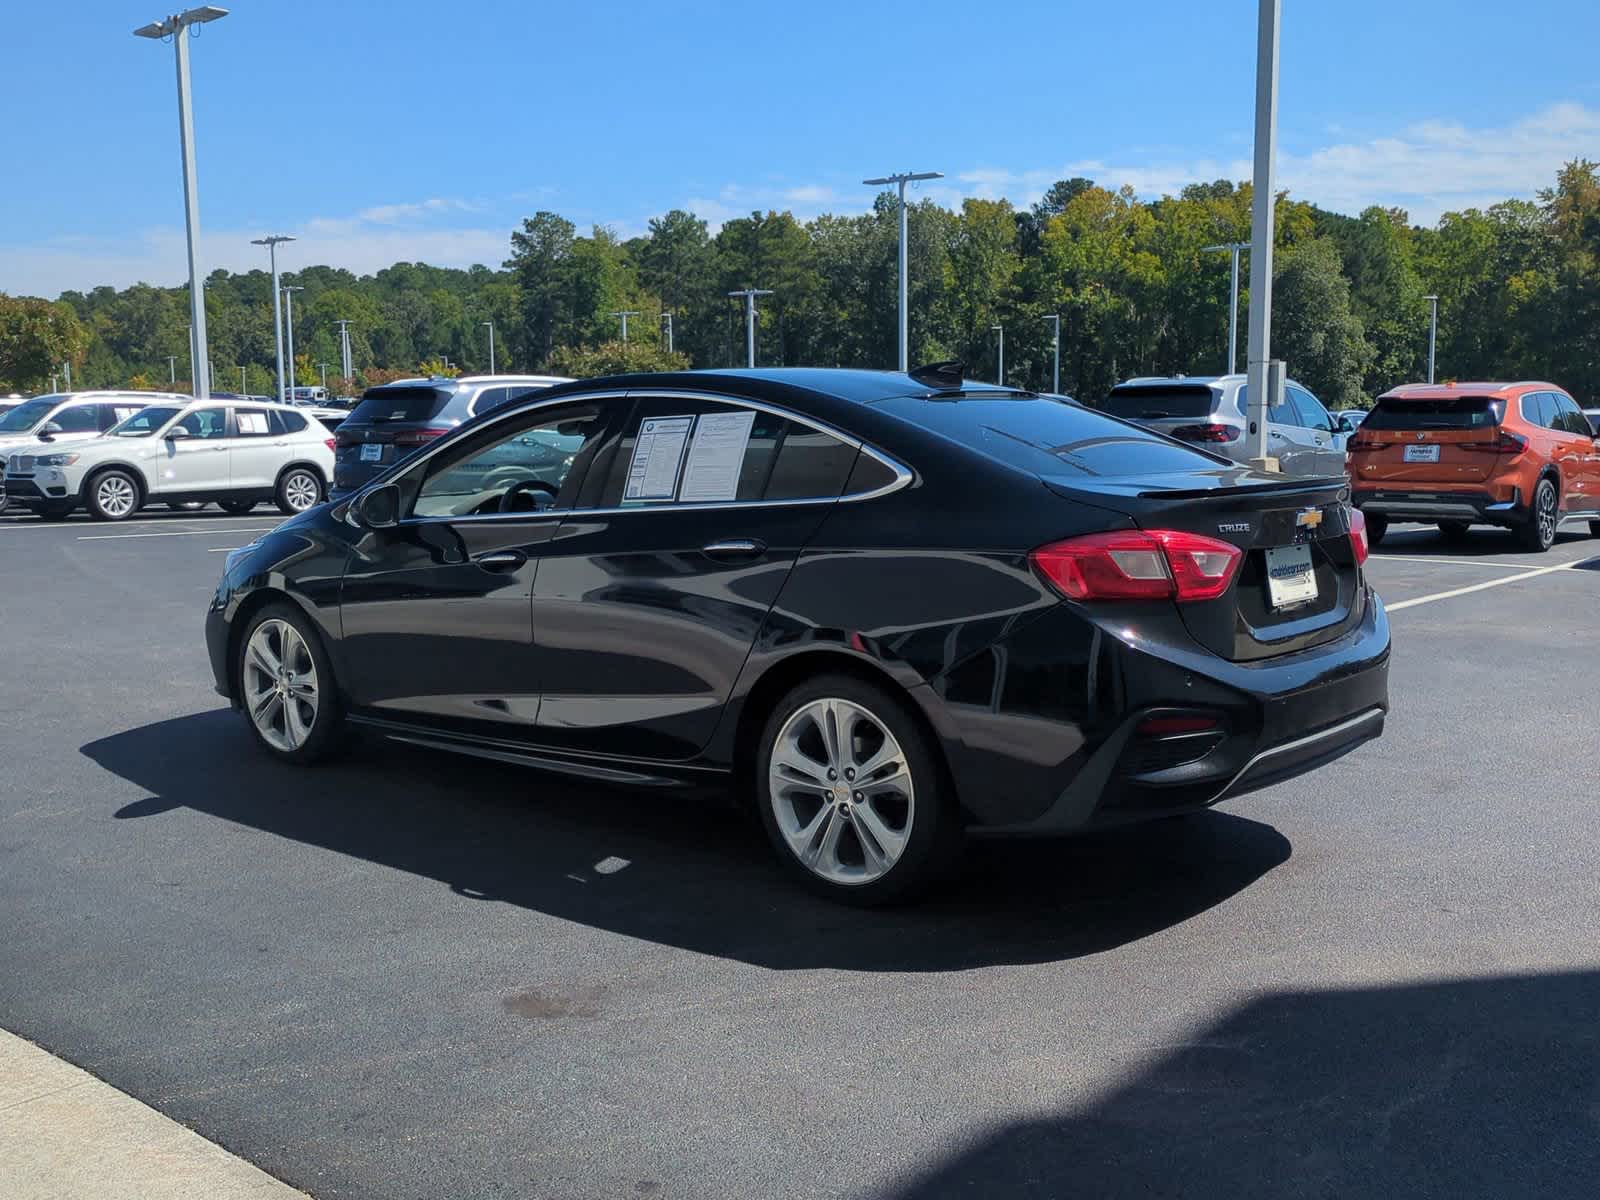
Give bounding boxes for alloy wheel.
[243,619,319,752]
[768,697,915,886]
[1537,483,1557,547]
[284,471,320,512]
[95,474,137,519]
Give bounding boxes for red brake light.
[1170,423,1241,444]
[1349,507,1370,566]
[394,427,451,447]
[324,437,336,452]
[1030,530,1242,603]
[1348,431,1384,451]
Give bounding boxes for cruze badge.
[1296,508,1324,530]
[1218,521,1251,533]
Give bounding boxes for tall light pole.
[1042,314,1061,394]
[282,285,303,398]
[1423,295,1439,383]
[863,170,943,371]
[1244,0,1281,469]
[728,289,774,368]
[481,321,496,373]
[166,356,178,384]
[991,324,1005,385]
[1202,241,1249,375]
[610,310,640,344]
[135,6,226,400]
[319,362,329,390]
[63,361,72,391]
[252,235,294,403]
[661,311,674,354]
[239,365,246,394]
[335,318,352,381]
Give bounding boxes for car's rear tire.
[275,467,322,515]
[219,499,256,515]
[1438,520,1472,542]
[1518,477,1558,552]
[1363,512,1388,547]
[85,469,142,522]
[754,673,961,905]
[236,603,345,764]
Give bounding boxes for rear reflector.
[1031,530,1243,603]
[1136,714,1221,737]
[324,438,336,452]
[1349,507,1370,566]
[394,428,451,447]
[1460,431,1527,454]
[1170,423,1241,443]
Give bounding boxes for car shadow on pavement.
[83,710,1290,972]
[1374,524,1592,557]
[878,969,1600,1200]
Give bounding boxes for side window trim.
[390,387,913,524]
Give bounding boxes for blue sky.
[7,0,1600,297]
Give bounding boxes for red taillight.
[1349,507,1370,566]
[1460,431,1527,455]
[1030,530,1243,603]
[1348,432,1385,452]
[324,437,336,452]
[394,427,450,447]
[1170,423,1241,444]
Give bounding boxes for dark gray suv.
[331,374,571,498]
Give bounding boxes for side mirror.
[37,421,63,440]
[351,482,400,529]
[165,427,191,441]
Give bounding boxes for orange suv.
[1348,381,1600,552]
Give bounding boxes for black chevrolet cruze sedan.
[206,366,1390,903]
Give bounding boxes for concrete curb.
[0,1029,308,1199]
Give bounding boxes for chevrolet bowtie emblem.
[1296,508,1324,530]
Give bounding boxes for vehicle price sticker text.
[678,411,756,502]
[624,416,694,501]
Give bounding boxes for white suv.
[5,398,335,522]
[0,391,185,513]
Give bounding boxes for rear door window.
[1365,397,1504,430]
[348,386,454,424]
[1097,385,1217,420]
[1520,393,1556,429]
[234,407,274,437]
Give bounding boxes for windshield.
[1363,397,1504,430]
[0,398,59,433]
[1096,384,1218,420]
[109,406,182,437]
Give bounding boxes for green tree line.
[6,159,1600,406]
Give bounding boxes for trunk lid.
[1349,396,1507,484]
[1043,468,1362,663]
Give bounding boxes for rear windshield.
[1096,384,1218,420]
[881,395,1226,478]
[1364,397,1504,430]
[348,386,453,424]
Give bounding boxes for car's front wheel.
[275,468,323,515]
[237,603,345,764]
[755,674,960,905]
[85,469,141,522]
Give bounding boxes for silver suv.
[1097,374,1349,477]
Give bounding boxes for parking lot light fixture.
[135,6,227,400]
[1042,314,1060,394]
[282,286,304,398]
[251,235,295,403]
[1244,0,1281,468]
[728,289,774,368]
[863,171,943,372]
[610,311,640,344]
[1423,295,1439,383]
[1202,241,1249,374]
[335,319,353,381]
[992,324,1004,385]
[481,321,495,373]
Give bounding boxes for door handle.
[1270,430,1286,440]
[701,538,766,560]
[475,550,527,572]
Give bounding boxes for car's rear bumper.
[1354,486,1524,524]
[932,586,1391,834]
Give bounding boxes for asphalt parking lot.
[2,507,1597,1200]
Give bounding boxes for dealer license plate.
[360,442,383,462]
[1265,544,1318,610]
[1403,443,1440,463]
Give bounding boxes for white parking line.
[76,527,275,542]
[206,546,245,552]
[1386,557,1595,611]
[0,516,273,533]
[1372,554,1546,571]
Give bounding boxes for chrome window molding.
[369,386,915,527]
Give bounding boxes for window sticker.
[237,411,269,435]
[623,415,694,501]
[678,410,757,502]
